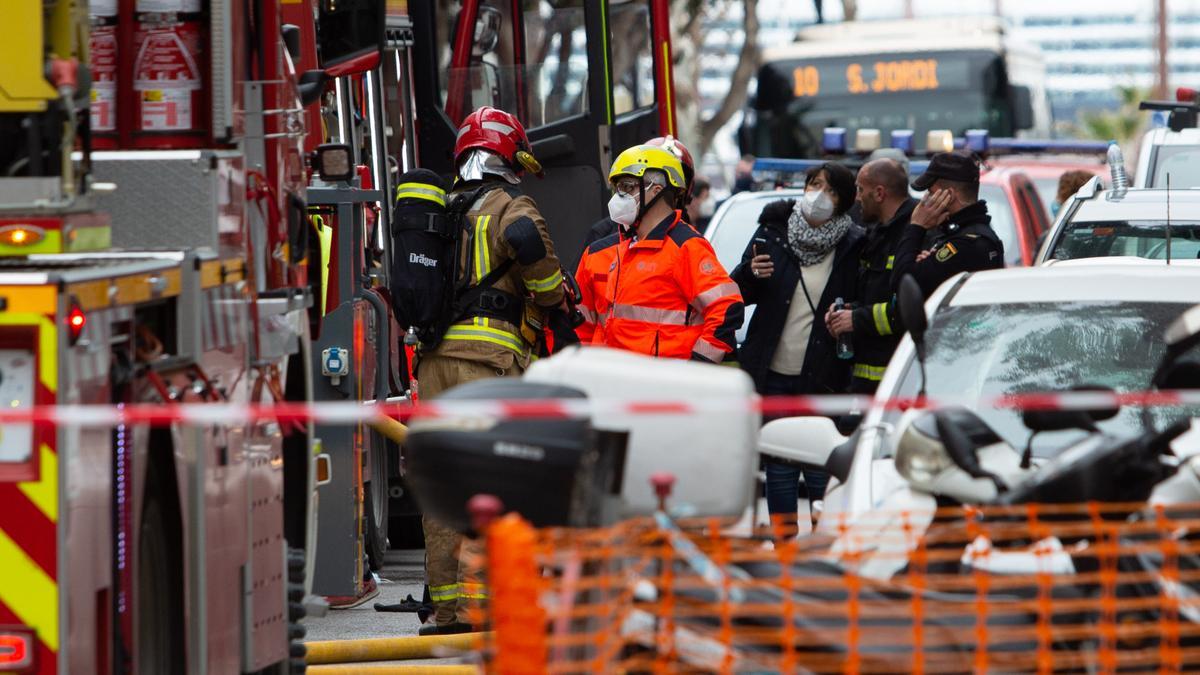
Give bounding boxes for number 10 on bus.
[793,59,941,97]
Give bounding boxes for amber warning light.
[0,629,34,672]
[0,225,45,247]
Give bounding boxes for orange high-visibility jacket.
[574,232,620,344]
[600,212,743,362]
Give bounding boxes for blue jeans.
[761,370,829,518]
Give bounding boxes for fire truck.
[0,0,371,670]
[299,0,684,605]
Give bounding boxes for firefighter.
[594,143,743,361]
[417,105,564,636]
[575,137,698,344]
[825,157,917,393]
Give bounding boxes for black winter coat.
[730,199,866,394]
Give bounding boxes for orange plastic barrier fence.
[471,502,1200,674]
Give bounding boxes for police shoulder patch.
[935,242,957,262]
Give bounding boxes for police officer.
[892,151,1003,297]
[826,157,917,393]
[417,106,564,636]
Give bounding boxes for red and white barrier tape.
[1,390,1199,427]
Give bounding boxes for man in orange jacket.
[575,137,699,345]
[583,143,743,361]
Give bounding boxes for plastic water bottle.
[834,297,854,360]
[1107,141,1129,192]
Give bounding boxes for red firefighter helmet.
[454,106,543,176]
[645,135,695,193]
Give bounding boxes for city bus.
[739,16,1053,157]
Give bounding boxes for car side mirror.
[298,69,327,107]
[281,24,302,62]
[758,417,847,467]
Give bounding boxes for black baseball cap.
[911,151,980,191]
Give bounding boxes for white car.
[770,262,1200,531]
[1134,126,1200,188]
[1035,179,1200,264]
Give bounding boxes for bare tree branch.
[698,0,759,154]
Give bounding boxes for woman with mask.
[730,162,863,535]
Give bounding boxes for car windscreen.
[1151,146,1200,188]
[884,301,1197,457]
[708,198,777,273]
[979,185,1021,265]
[1048,220,1200,261]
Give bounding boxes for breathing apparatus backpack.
[389,170,512,350]
[389,169,460,348]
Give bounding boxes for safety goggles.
[612,178,641,196]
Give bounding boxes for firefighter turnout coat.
[593,211,743,362]
[848,197,917,390]
[430,182,564,371]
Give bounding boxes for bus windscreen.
[749,50,1009,158]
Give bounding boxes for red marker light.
[1177,87,1198,103]
[0,630,34,670]
[67,303,86,344]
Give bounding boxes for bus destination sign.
[788,56,973,98]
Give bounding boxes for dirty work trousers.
[418,354,518,626]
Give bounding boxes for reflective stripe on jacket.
[849,198,916,386]
[601,211,743,362]
[574,232,619,344]
[431,182,564,371]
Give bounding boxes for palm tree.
[1077,85,1149,150]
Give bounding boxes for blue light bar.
[965,129,990,154]
[752,158,826,175]
[822,127,847,154]
[890,129,915,154]
[987,138,1110,154]
[752,158,931,178]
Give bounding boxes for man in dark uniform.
[892,151,1003,297]
[825,157,917,393]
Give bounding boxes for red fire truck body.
[0,0,332,671]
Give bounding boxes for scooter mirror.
[1153,304,1200,388]
[1164,304,1200,355]
[758,416,847,468]
[1022,409,1097,434]
[897,274,927,349]
[1159,361,1200,390]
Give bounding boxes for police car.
[1135,88,1200,188]
[1034,170,1200,265]
[763,261,1200,529]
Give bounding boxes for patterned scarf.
[786,206,852,266]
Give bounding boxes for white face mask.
[800,189,835,224]
[699,199,715,218]
[608,191,639,228]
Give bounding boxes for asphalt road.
[302,548,474,667]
